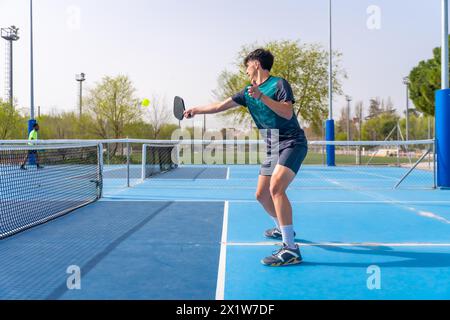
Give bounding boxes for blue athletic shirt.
[232,76,306,142]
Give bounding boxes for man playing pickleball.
[184,48,308,267]
[20,123,44,170]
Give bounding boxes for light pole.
[29,0,36,134]
[358,105,362,142]
[76,73,86,118]
[403,76,410,141]
[443,0,449,90]
[345,95,352,156]
[357,104,363,165]
[328,0,333,121]
[1,26,19,108]
[346,95,352,142]
[435,0,450,188]
[326,0,335,166]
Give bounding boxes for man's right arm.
[184,98,239,118]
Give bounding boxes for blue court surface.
[1,165,450,300]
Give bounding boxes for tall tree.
[383,97,395,113]
[336,107,349,141]
[144,95,172,139]
[37,112,83,139]
[399,114,430,140]
[362,113,399,141]
[354,101,364,140]
[408,37,450,116]
[214,40,347,135]
[0,99,22,139]
[85,75,142,139]
[368,98,382,118]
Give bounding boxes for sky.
[0,0,445,131]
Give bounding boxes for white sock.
[271,216,280,229]
[280,225,296,249]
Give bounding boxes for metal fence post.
[433,138,437,189]
[126,139,130,188]
[106,143,110,165]
[97,143,104,199]
[142,144,147,181]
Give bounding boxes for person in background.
[20,123,44,170]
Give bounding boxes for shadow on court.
[0,200,224,300]
[297,239,450,269]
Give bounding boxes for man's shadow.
[296,239,450,268]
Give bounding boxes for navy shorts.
[260,139,308,176]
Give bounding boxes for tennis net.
[0,138,435,190]
[0,144,102,238]
[159,139,436,189]
[141,143,179,179]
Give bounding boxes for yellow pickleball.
[142,98,150,107]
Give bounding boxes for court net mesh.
[142,139,435,189]
[0,144,102,239]
[142,143,179,179]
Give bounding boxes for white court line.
[117,185,402,191]
[100,198,450,205]
[142,178,229,181]
[215,201,229,301]
[307,170,450,224]
[143,176,400,182]
[338,167,398,181]
[225,241,450,247]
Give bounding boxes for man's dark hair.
[33,123,39,128]
[244,48,274,71]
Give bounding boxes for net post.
[325,119,335,166]
[356,146,361,165]
[321,121,326,165]
[126,140,130,188]
[321,145,325,166]
[435,89,450,188]
[396,128,400,167]
[141,144,147,181]
[98,143,104,199]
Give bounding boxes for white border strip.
[215,201,229,301]
[0,143,99,151]
[226,241,450,247]
[100,198,450,205]
[0,138,435,146]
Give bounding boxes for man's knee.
[256,190,270,203]
[270,180,286,198]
